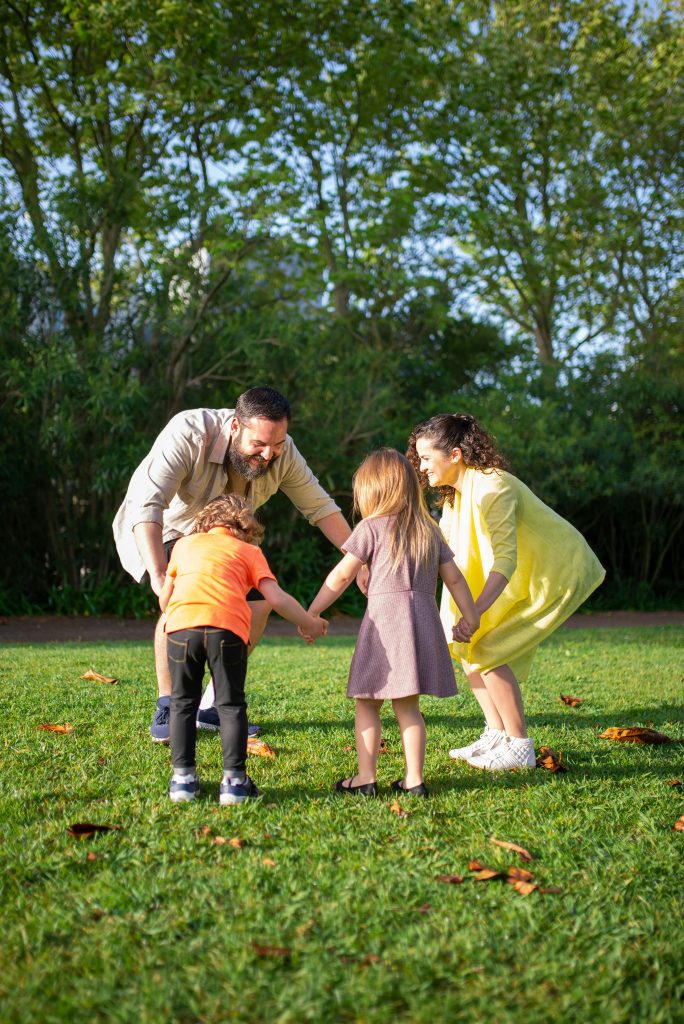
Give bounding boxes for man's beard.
[226,438,277,481]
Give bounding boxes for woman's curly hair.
[406,413,509,507]
[193,494,264,545]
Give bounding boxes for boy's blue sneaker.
[196,706,261,737]
[169,771,200,803]
[219,774,260,805]
[150,697,171,743]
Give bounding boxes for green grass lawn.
[1,627,683,1024]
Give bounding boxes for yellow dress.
[440,468,605,681]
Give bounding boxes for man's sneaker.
[219,774,260,805]
[449,727,505,761]
[466,736,536,770]
[196,706,261,737]
[169,771,200,803]
[150,697,171,744]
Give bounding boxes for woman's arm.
[474,570,509,616]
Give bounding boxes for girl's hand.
[452,618,474,644]
[299,615,328,643]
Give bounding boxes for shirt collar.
[207,416,237,465]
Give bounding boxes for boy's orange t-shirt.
[164,527,276,643]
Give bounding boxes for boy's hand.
[308,614,328,639]
[299,614,328,643]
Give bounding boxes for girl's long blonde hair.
[353,448,442,571]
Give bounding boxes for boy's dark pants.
[167,627,248,773]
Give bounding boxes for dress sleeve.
[479,478,518,581]
[438,538,455,565]
[341,520,375,564]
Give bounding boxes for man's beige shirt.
[113,407,341,581]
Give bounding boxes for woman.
[407,414,605,771]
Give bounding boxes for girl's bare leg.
[480,663,528,738]
[352,698,383,785]
[392,695,426,788]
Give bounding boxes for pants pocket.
[167,636,189,664]
[220,639,246,668]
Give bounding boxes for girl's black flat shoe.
[391,778,429,798]
[335,777,378,797]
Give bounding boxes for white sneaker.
[449,727,505,761]
[466,736,536,770]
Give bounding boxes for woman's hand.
[452,618,474,644]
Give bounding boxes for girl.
[307,449,479,797]
[407,413,605,771]
[159,494,327,804]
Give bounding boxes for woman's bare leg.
[480,663,528,738]
[465,669,506,731]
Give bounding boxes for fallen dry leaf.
[599,726,673,744]
[416,904,432,913]
[434,874,465,885]
[468,860,504,881]
[295,918,315,937]
[537,886,563,894]
[229,837,245,849]
[536,746,568,772]
[559,694,584,707]
[389,799,409,818]
[508,879,538,896]
[489,836,534,862]
[212,836,227,846]
[38,723,74,734]
[252,942,290,959]
[667,779,682,788]
[80,670,118,684]
[378,739,389,754]
[247,737,276,758]
[199,825,212,837]
[673,817,684,833]
[86,852,98,862]
[67,823,120,840]
[507,865,535,883]
[262,857,277,868]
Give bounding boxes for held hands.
[298,614,328,645]
[452,614,479,644]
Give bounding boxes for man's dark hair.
[235,386,291,423]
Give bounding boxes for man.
[113,386,363,742]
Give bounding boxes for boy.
[159,495,327,804]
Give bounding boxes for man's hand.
[150,571,167,597]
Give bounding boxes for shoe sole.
[466,759,536,770]
[196,723,262,736]
[151,735,170,744]
[170,790,199,802]
[219,794,253,805]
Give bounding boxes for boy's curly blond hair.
[193,495,264,545]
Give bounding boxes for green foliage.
[0,1,681,613]
[1,630,683,1022]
